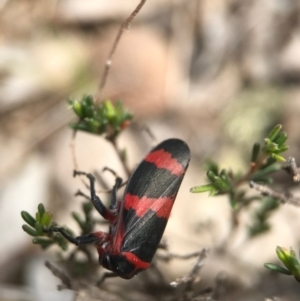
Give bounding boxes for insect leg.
[47,227,99,245]
[74,170,116,222]
[96,272,118,285]
[103,167,123,211]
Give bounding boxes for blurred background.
[1,0,300,300]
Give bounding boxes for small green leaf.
[40,212,53,227]
[263,139,279,152]
[22,225,38,237]
[72,100,83,118]
[72,212,85,231]
[54,234,69,251]
[205,170,230,193]
[273,131,288,145]
[264,263,292,275]
[190,184,217,194]
[83,202,93,215]
[250,163,281,181]
[35,212,41,222]
[251,143,260,163]
[267,124,282,142]
[104,100,116,120]
[220,169,230,186]
[248,222,270,237]
[262,197,280,211]
[276,246,300,272]
[213,176,230,192]
[229,195,237,209]
[206,170,217,183]
[69,96,132,138]
[32,238,54,249]
[38,203,45,218]
[21,211,36,227]
[35,222,44,236]
[270,153,286,162]
[277,145,289,153]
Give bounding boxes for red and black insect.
[51,139,190,279]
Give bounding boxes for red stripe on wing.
[124,194,174,218]
[145,149,184,176]
[123,252,150,269]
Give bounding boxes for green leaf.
[35,212,41,222]
[83,202,93,216]
[54,234,69,251]
[248,197,280,237]
[276,246,300,276]
[35,222,44,236]
[72,212,85,231]
[260,197,279,212]
[32,238,54,249]
[68,96,132,138]
[190,184,218,195]
[213,177,230,192]
[207,171,228,191]
[21,211,36,227]
[220,169,230,186]
[38,203,45,218]
[22,225,38,237]
[248,222,270,237]
[228,189,239,209]
[40,212,53,227]
[270,153,286,162]
[267,124,282,142]
[71,100,83,118]
[104,100,116,120]
[263,139,279,152]
[273,131,288,145]
[277,144,289,153]
[251,143,260,163]
[206,170,217,183]
[264,263,291,275]
[250,163,281,181]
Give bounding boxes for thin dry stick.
[250,181,300,206]
[70,131,80,173]
[71,1,148,185]
[283,156,300,182]
[95,0,148,102]
[170,248,208,288]
[70,131,91,190]
[45,260,74,290]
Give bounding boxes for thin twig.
[95,0,148,102]
[71,1,149,189]
[249,181,300,206]
[70,131,91,190]
[45,261,75,290]
[170,249,208,288]
[233,152,268,187]
[283,156,300,182]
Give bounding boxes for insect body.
[52,139,190,279]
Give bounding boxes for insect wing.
[120,139,190,263]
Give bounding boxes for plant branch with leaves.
[191,124,300,282]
